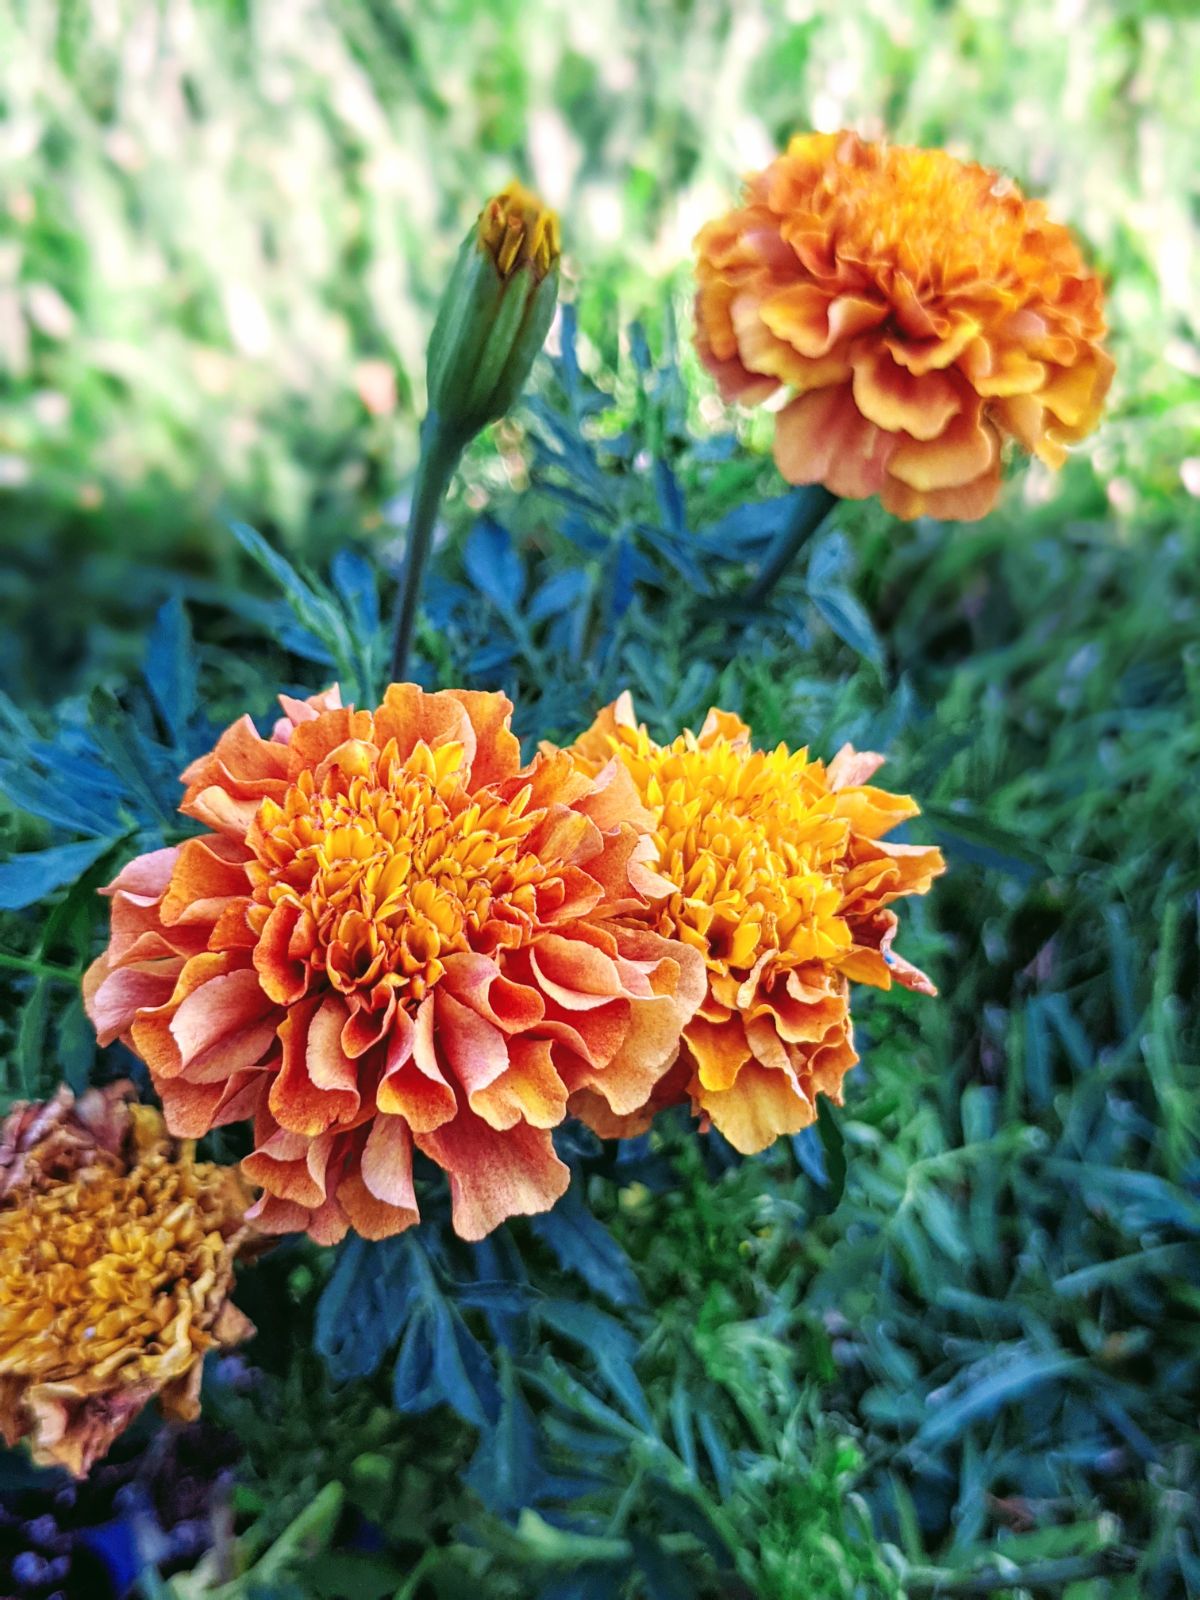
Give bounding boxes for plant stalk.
[389,412,464,683]
[741,484,838,607]
[905,1550,1134,1595]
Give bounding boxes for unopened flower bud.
[426,182,560,444]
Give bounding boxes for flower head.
[426,182,561,444]
[86,686,703,1243]
[0,1084,252,1477]
[695,131,1113,520]
[478,182,561,282]
[563,696,944,1153]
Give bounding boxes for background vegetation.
[1,1,1198,1596]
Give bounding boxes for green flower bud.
[426,182,561,445]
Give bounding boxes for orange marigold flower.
[0,1083,253,1478]
[85,686,704,1244]
[562,695,945,1154]
[694,131,1113,520]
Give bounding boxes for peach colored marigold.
[694,131,1113,521]
[0,1083,253,1478]
[562,695,945,1154]
[85,686,704,1244]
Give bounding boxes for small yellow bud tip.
[478,182,560,280]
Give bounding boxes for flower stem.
[389,413,464,683]
[904,1551,1134,1594]
[0,950,80,982]
[741,484,838,607]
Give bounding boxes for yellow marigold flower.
[0,1084,253,1478]
[562,696,945,1154]
[85,686,704,1245]
[694,131,1113,521]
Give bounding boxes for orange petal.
[885,316,979,374]
[163,965,278,1084]
[887,408,999,492]
[881,458,1003,521]
[759,284,886,357]
[773,386,897,499]
[87,960,180,1046]
[826,746,886,790]
[415,1115,569,1242]
[530,935,621,1011]
[698,1060,813,1155]
[252,901,314,1005]
[359,1114,420,1215]
[268,1000,358,1136]
[376,999,456,1131]
[959,338,1046,397]
[160,836,250,927]
[441,953,545,1034]
[851,346,962,440]
[468,1035,567,1131]
[832,783,920,840]
[307,996,362,1103]
[685,1015,751,1093]
[100,847,179,904]
[1039,349,1114,432]
[991,393,1046,454]
[337,1167,419,1240]
[732,292,850,391]
[444,690,522,786]
[437,991,511,1104]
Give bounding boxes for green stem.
[741,484,838,607]
[389,412,464,682]
[905,1551,1133,1595]
[0,950,81,982]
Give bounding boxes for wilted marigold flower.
[695,131,1113,520]
[85,686,704,1244]
[562,696,944,1154]
[0,1083,252,1478]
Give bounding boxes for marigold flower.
[0,1084,252,1478]
[85,686,704,1244]
[562,696,945,1154]
[695,131,1113,520]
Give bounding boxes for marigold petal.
[774,386,896,498]
[438,990,512,1107]
[359,1114,419,1215]
[415,1115,569,1242]
[888,408,999,491]
[881,459,1003,521]
[375,998,455,1131]
[253,900,314,1005]
[851,346,963,440]
[686,1015,752,1093]
[160,836,250,927]
[530,934,622,1011]
[468,1036,568,1131]
[760,284,886,357]
[698,1060,813,1155]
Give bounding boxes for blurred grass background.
[1,2,1199,1595]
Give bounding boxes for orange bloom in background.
[86,686,704,1243]
[0,1083,252,1477]
[695,131,1113,520]
[563,695,945,1154]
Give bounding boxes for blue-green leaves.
[229,521,384,704]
